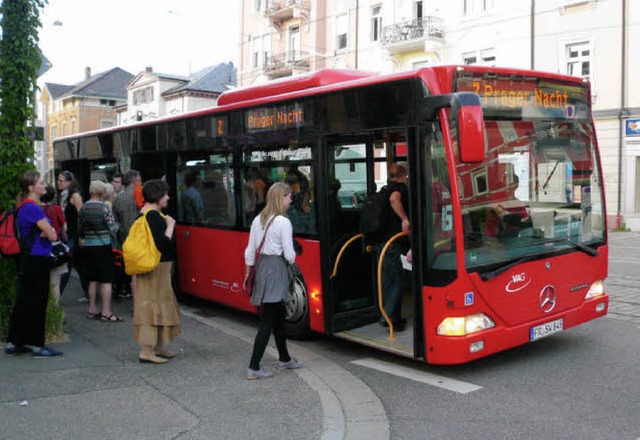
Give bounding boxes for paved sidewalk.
[607,231,640,325]
[0,275,322,440]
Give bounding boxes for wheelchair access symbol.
[464,292,474,306]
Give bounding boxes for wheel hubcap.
[286,276,307,322]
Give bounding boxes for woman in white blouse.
[243,182,303,379]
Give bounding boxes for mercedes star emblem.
[539,285,557,313]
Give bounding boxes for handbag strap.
[254,215,277,264]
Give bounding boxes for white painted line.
[351,358,483,394]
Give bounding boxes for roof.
[44,83,74,100]
[59,67,134,100]
[162,62,236,96]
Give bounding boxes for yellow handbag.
[122,210,165,275]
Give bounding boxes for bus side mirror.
[424,92,486,163]
[458,104,485,163]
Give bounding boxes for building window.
[480,48,496,66]
[51,125,57,140]
[289,26,301,61]
[371,6,382,42]
[336,14,348,50]
[133,86,154,105]
[262,34,271,66]
[472,169,488,196]
[566,41,591,79]
[464,0,493,16]
[463,52,477,65]
[415,0,423,22]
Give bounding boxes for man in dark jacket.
[377,163,411,331]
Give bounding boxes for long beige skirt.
[133,262,181,346]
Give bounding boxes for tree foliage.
[0,0,46,211]
[0,0,49,340]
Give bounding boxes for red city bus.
[53,66,608,364]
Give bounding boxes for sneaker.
[277,358,303,369]
[76,297,89,303]
[32,346,63,358]
[4,343,32,356]
[246,368,274,380]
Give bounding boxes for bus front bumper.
[426,294,609,365]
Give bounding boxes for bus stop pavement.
[0,275,323,440]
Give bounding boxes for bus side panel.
[176,226,255,313]
[175,225,325,334]
[294,239,324,333]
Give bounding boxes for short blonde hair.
[89,180,106,197]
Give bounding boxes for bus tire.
[284,264,311,339]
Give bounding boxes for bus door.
[324,130,417,357]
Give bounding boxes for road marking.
[351,358,483,394]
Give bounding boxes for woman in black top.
[132,180,181,364]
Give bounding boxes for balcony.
[381,17,444,53]
[265,0,310,23]
[264,51,311,79]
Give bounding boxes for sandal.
[155,349,176,359]
[100,313,124,322]
[86,312,101,320]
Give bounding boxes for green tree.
[0,0,55,340]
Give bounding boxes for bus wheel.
[285,265,310,339]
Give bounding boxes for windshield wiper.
[531,236,599,257]
[480,237,598,281]
[480,254,542,281]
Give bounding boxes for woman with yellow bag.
[131,179,181,364]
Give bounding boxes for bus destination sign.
[456,73,589,119]
[246,104,305,133]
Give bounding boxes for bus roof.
[53,66,589,143]
[217,69,375,106]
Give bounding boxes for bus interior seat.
[531,210,555,238]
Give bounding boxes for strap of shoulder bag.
[255,215,277,259]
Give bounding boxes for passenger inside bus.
[180,170,204,224]
[201,170,232,225]
[243,167,267,223]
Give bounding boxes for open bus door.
[322,131,420,358]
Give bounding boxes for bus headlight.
[437,313,495,336]
[585,280,605,299]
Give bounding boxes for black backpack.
[359,186,392,239]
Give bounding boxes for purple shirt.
[17,201,52,257]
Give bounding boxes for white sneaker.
[76,297,88,303]
[277,358,303,369]
[246,368,274,380]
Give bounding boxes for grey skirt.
[251,254,289,306]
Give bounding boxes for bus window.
[334,143,367,210]
[177,153,235,226]
[242,145,316,235]
[424,121,456,285]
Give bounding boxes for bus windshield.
[452,71,605,273]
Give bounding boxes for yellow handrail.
[377,231,409,341]
[330,233,364,279]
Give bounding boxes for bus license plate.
[530,318,563,341]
